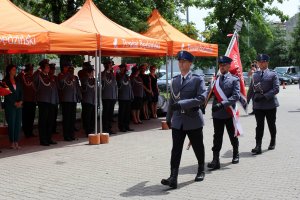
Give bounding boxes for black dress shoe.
[40,142,50,146]
[64,138,72,142]
[109,131,116,135]
[268,145,275,150]
[268,140,276,150]
[232,153,239,164]
[126,128,134,131]
[195,171,205,182]
[251,145,262,155]
[49,140,57,145]
[207,158,220,169]
[119,129,127,132]
[161,169,178,189]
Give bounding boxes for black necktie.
[261,71,264,78]
[181,77,185,85]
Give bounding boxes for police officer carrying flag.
[207,56,241,170]
[161,50,207,189]
[247,54,280,154]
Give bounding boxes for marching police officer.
[161,50,207,189]
[101,60,118,135]
[247,54,280,154]
[58,62,81,141]
[207,56,240,170]
[33,59,59,146]
[116,63,134,132]
[81,63,96,136]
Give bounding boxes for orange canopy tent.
[143,9,218,57]
[0,0,97,54]
[61,0,167,57]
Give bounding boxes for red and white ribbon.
[213,77,243,137]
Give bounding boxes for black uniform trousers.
[102,99,116,132]
[171,127,205,170]
[212,118,239,153]
[38,102,55,144]
[118,100,131,130]
[52,104,58,134]
[254,108,277,143]
[22,101,36,137]
[61,102,77,140]
[82,103,95,136]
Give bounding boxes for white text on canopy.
[121,39,160,49]
[0,34,36,46]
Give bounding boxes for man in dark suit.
[161,50,207,189]
[207,56,241,170]
[247,54,280,154]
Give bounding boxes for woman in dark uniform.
[19,63,36,138]
[149,65,159,118]
[101,60,117,134]
[81,65,96,136]
[139,64,152,120]
[130,67,143,124]
[58,63,80,141]
[3,64,23,149]
[33,59,59,146]
[116,63,134,132]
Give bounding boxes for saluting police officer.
[101,60,118,135]
[161,51,207,189]
[247,54,280,154]
[34,59,59,146]
[81,63,96,136]
[116,63,134,132]
[19,64,36,138]
[58,62,81,141]
[207,56,240,170]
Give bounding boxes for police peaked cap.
[177,51,194,62]
[218,56,232,64]
[256,54,270,62]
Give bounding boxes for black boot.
[161,169,178,189]
[232,150,239,164]
[195,164,205,182]
[268,139,276,150]
[251,142,262,155]
[207,152,220,170]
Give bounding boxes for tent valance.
[0,0,97,54]
[143,9,218,57]
[61,0,167,57]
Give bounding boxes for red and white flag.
[225,31,248,111]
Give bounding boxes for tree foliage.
[290,13,300,65]
[193,0,289,69]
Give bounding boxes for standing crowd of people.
[0,59,160,150]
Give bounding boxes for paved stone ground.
[0,84,299,200]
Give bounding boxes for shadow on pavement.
[120,180,195,197]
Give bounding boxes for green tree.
[194,0,289,69]
[290,13,300,65]
[267,24,290,67]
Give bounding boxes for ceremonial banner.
[225,31,248,111]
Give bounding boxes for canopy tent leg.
[94,50,98,134]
